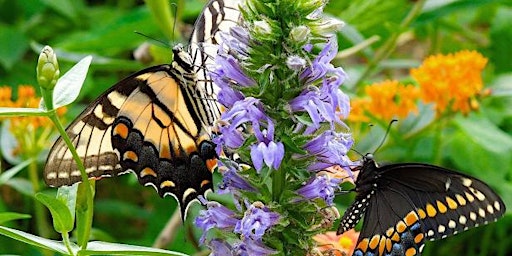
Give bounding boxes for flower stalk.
[196,0,353,254]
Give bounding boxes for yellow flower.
[349,80,420,122]
[410,50,488,115]
[313,229,359,255]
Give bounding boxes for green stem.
[354,0,427,91]
[27,160,53,236]
[271,163,285,202]
[62,231,75,256]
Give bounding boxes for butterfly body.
[338,154,506,256]
[44,0,242,217]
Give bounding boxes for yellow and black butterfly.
[337,154,506,256]
[44,0,242,217]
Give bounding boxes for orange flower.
[0,85,66,158]
[410,50,488,114]
[313,229,359,255]
[349,80,419,122]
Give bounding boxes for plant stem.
[27,160,50,236]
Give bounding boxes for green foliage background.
[0,0,511,255]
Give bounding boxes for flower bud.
[37,46,60,90]
[253,20,272,34]
[290,25,310,43]
[312,17,344,36]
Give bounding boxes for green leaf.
[490,8,512,73]
[4,177,34,197]
[0,121,21,165]
[0,212,31,225]
[81,241,188,256]
[0,158,33,185]
[0,226,78,254]
[0,26,29,70]
[40,55,93,110]
[40,0,81,23]
[57,184,79,226]
[35,192,74,233]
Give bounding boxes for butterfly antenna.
[373,119,397,154]
[170,2,178,43]
[134,31,170,48]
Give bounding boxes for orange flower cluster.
[0,85,66,130]
[349,50,488,122]
[349,80,419,122]
[411,50,488,114]
[313,229,359,255]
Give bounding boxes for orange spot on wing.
[206,158,218,172]
[426,203,437,217]
[446,196,458,209]
[437,200,448,213]
[123,151,138,162]
[140,167,157,178]
[405,247,417,256]
[414,233,424,244]
[357,238,369,251]
[160,180,175,188]
[396,220,407,233]
[113,123,129,139]
[200,179,211,188]
[405,211,419,226]
[369,235,380,249]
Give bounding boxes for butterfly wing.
[45,65,217,216]
[348,163,505,256]
[188,0,242,127]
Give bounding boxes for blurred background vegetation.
[0,0,511,255]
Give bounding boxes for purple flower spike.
[234,238,278,256]
[234,202,280,240]
[195,201,239,243]
[296,174,341,205]
[250,141,285,172]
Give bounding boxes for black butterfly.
[337,153,506,256]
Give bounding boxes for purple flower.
[195,201,239,243]
[289,86,335,132]
[234,238,278,256]
[300,40,343,85]
[217,86,245,108]
[215,97,276,153]
[210,54,256,88]
[208,239,234,256]
[218,161,258,193]
[250,140,285,172]
[296,174,342,205]
[321,77,350,119]
[303,130,353,171]
[234,202,280,240]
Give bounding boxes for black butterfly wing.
[45,65,217,217]
[343,162,506,256]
